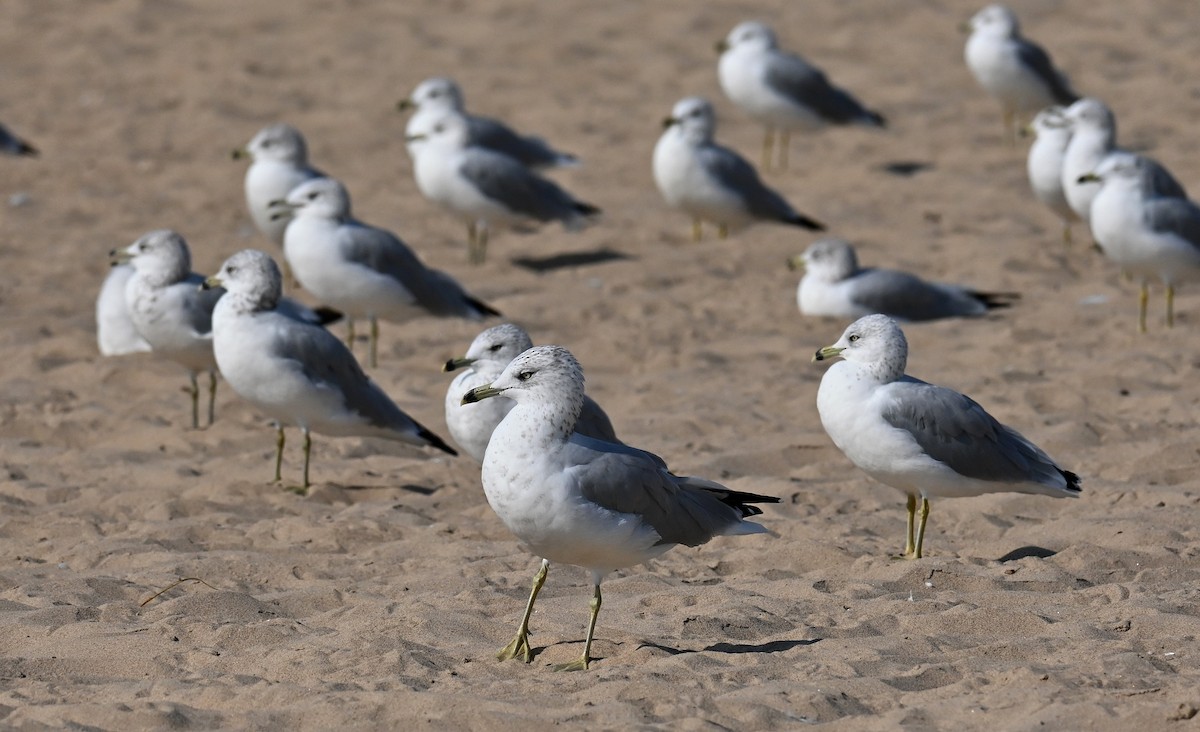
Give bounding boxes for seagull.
[407,112,600,264]
[1079,152,1200,332]
[462,345,777,670]
[963,4,1078,142]
[789,238,1017,321]
[205,249,456,491]
[398,77,578,169]
[652,97,825,242]
[279,176,500,367]
[813,315,1081,559]
[233,124,327,247]
[96,265,152,357]
[443,323,619,461]
[1024,106,1078,243]
[0,122,37,157]
[716,20,885,170]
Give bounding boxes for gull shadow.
[511,248,629,273]
[878,161,933,177]
[997,545,1057,562]
[637,638,820,656]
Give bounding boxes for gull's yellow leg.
[498,559,549,663]
[345,318,356,353]
[273,425,285,484]
[691,219,702,242]
[368,316,379,368]
[1166,284,1176,328]
[778,129,791,171]
[206,371,218,427]
[1062,222,1072,246]
[717,224,729,240]
[761,128,775,170]
[554,581,602,672]
[1139,281,1149,333]
[187,373,200,429]
[913,498,931,559]
[468,222,489,265]
[902,494,917,558]
[1003,108,1015,146]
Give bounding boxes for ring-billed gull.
[1079,153,1200,331]
[206,249,456,491]
[96,265,151,357]
[716,21,884,170]
[1024,106,1077,243]
[443,324,618,461]
[789,238,1017,321]
[813,315,1080,559]
[233,124,327,246]
[1060,98,1185,226]
[963,4,1078,142]
[653,97,825,242]
[0,122,37,157]
[462,345,777,670]
[279,177,500,367]
[407,113,600,264]
[398,77,578,169]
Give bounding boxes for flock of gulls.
[7,4,1179,670]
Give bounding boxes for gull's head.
[1064,98,1115,137]
[461,345,584,408]
[966,4,1018,37]
[282,177,351,221]
[718,20,777,54]
[813,314,907,380]
[1028,105,1070,138]
[237,123,309,165]
[111,229,191,283]
[790,238,859,282]
[662,97,716,143]
[1079,151,1143,189]
[445,323,534,373]
[399,77,465,114]
[205,249,282,310]
[405,111,471,149]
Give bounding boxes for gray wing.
[459,151,584,222]
[881,377,1071,489]
[1014,41,1078,106]
[574,395,619,443]
[183,272,222,336]
[763,53,885,126]
[339,221,496,319]
[846,269,986,321]
[697,145,796,221]
[469,115,576,169]
[1144,197,1200,249]
[1140,156,1188,200]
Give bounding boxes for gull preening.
[716,20,885,170]
[443,323,619,462]
[463,345,777,670]
[96,265,152,357]
[813,315,1080,559]
[280,177,499,367]
[234,123,327,247]
[653,97,825,241]
[206,249,455,490]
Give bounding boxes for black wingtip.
[466,295,501,318]
[420,427,458,457]
[788,214,826,232]
[311,306,344,326]
[716,488,781,518]
[866,110,887,128]
[974,291,1021,310]
[17,141,37,157]
[1061,469,1082,493]
[575,201,602,217]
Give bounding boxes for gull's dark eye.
[226,265,238,276]
[516,370,534,382]
[138,243,148,251]
[848,334,860,343]
[308,191,319,200]
[434,123,445,133]
[430,90,441,98]
[262,139,273,147]
[488,344,502,352]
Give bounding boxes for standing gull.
[280,176,500,367]
[0,122,37,157]
[463,345,777,670]
[1080,153,1200,332]
[1024,106,1077,243]
[96,265,152,357]
[407,113,600,264]
[716,20,885,170]
[653,97,825,242]
[443,323,619,461]
[789,238,1016,321]
[963,4,1078,141]
[206,249,456,491]
[398,77,578,169]
[234,123,327,247]
[813,315,1080,559]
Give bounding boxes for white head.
[206,249,283,313]
[284,177,352,221]
[968,4,1019,37]
[405,111,471,151]
[405,77,466,113]
[241,123,309,165]
[719,21,778,53]
[447,323,535,373]
[793,239,860,282]
[1029,105,1070,138]
[1082,151,1147,193]
[813,314,908,382]
[461,345,585,434]
[112,229,192,286]
[1064,98,1116,139]
[662,97,717,145]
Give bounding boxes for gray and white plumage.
[1084,152,1200,330]
[1025,106,1077,239]
[652,97,824,240]
[96,264,152,356]
[790,238,1016,321]
[207,249,456,489]
[964,4,1078,137]
[813,315,1080,558]
[462,345,776,669]
[1060,98,1186,225]
[281,177,499,365]
[0,122,37,157]
[235,124,327,246]
[399,77,578,169]
[407,113,600,264]
[443,324,618,462]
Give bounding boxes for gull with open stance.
[963,4,1078,141]
[716,20,884,170]
[398,77,578,170]
[206,249,456,490]
[443,323,618,461]
[1080,153,1200,332]
[234,123,327,246]
[462,345,777,670]
[407,113,600,264]
[653,97,825,242]
[280,177,499,367]
[96,265,151,357]
[0,122,37,157]
[813,315,1080,559]
[1024,106,1077,243]
[789,238,1016,321]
